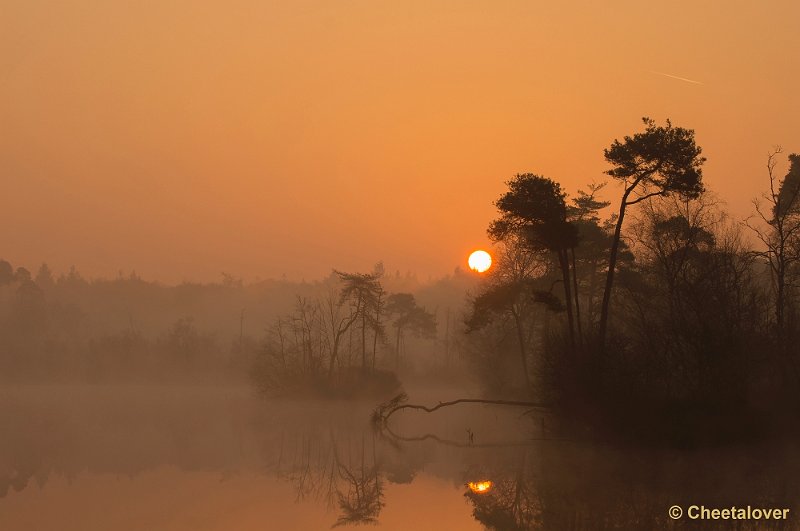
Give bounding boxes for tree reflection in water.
[266,427,388,527]
[3,389,800,530]
[331,434,384,527]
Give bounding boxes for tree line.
[465,117,800,443]
[0,262,440,385]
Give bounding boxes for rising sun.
[468,250,492,273]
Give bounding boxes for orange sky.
[2,1,799,283]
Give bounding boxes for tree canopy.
[604,117,705,204]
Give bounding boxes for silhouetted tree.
[566,183,612,335]
[776,153,800,218]
[599,117,705,347]
[489,174,579,347]
[336,266,384,371]
[370,263,387,370]
[745,148,800,363]
[323,286,360,378]
[623,195,762,407]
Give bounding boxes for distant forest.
[0,258,471,385]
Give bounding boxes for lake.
[1,385,798,530]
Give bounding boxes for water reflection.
[456,443,800,530]
[265,430,386,526]
[464,452,539,530]
[331,435,384,527]
[1,386,799,530]
[467,481,493,494]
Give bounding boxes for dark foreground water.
[1,385,798,530]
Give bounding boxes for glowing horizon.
[2,1,798,283]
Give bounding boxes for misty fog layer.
[3,385,799,530]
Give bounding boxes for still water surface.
[1,385,798,530]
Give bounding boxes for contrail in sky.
[649,70,703,85]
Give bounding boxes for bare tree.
[744,147,800,356]
[322,287,360,378]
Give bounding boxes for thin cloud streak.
[649,70,704,85]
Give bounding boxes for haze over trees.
[0,261,450,390]
[385,293,436,370]
[247,264,449,398]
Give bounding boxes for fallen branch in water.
[371,393,550,426]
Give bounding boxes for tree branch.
[372,395,550,426]
[625,190,666,206]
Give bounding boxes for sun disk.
[468,250,492,273]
